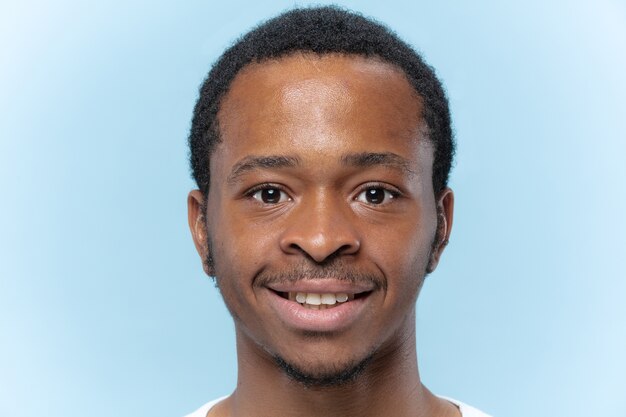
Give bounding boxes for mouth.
[263,282,375,332]
[274,290,371,310]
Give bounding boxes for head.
[189,6,454,199]
[188,6,454,387]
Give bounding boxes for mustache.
[253,260,387,291]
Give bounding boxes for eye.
[355,186,399,205]
[250,186,291,204]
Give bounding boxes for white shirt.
[184,395,492,417]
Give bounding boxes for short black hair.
[189,6,454,195]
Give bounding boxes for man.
[185,6,491,417]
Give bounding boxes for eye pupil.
[365,188,385,204]
[261,188,280,203]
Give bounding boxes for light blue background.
[1,1,625,416]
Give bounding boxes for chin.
[271,350,375,388]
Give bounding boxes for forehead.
[214,53,428,171]
[224,53,416,100]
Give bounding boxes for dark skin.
[188,53,457,417]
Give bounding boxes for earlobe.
[187,190,214,276]
[426,187,454,273]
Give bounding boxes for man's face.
[189,53,453,383]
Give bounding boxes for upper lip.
[265,279,375,294]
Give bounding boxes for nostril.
[289,243,302,252]
[280,224,361,263]
[285,243,359,265]
[337,243,359,254]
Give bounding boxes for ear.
[426,187,454,273]
[187,190,214,276]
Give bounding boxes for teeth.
[320,294,336,305]
[336,293,349,303]
[292,292,354,307]
[305,293,321,305]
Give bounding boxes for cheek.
[206,204,252,308]
[386,247,427,294]
[208,202,278,308]
[210,236,264,333]
[370,211,437,295]
[373,210,436,264]
[212,213,278,276]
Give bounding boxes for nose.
[279,193,361,263]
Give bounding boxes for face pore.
[190,53,452,386]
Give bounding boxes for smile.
[264,281,375,332]
[280,291,367,309]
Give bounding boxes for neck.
[226,317,447,417]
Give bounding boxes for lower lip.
[264,290,370,332]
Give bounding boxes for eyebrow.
[341,152,416,176]
[226,151,416,184]
[227,155,300,184]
